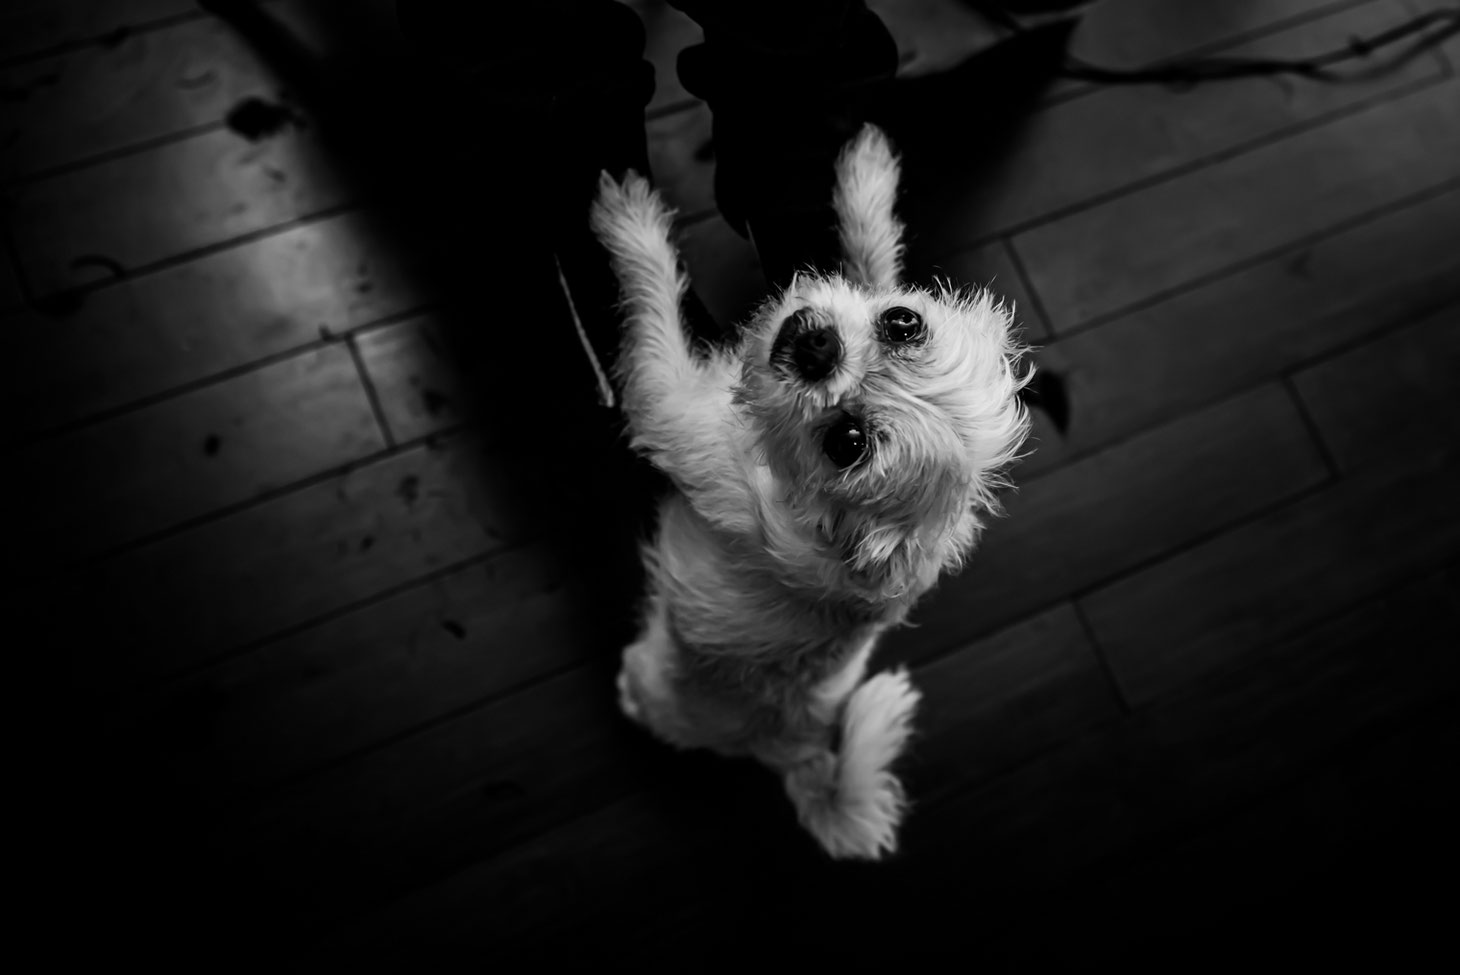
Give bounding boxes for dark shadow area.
[32,0,665,964]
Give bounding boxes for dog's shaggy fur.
[591,125,1031,859]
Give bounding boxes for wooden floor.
[5,0,1459,969]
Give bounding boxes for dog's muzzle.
[772,311,842,383]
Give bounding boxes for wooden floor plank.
[912,0,1439,256]
[1292,303,1460,471]
[1055,0,1357,92]
[0,1,430,180]
[3,210,425,442]
[206,653,658,940]
[744,565,1459,960]
[121,542,615,808]
[2,14,282,179]
[353,314,463,443]
[886,564,1460,943]
[894,603,1121,799]
[0,0,196,63]
[9,119,351,295]
[1411,0,1460,65]
[10,343,383,576]
[19,433,534,694]
[1014,77,1459,328]
[1020,184,1460,477]
[886,383,1327,661]
[999,566,1460,853]
[279,603,1110,959]
[1083,451,1460,705]
[302,563,1456,964]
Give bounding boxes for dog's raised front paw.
[590,170,675,250]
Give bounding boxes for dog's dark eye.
[879,306,924,344]
[823,415,868,468]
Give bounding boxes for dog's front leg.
[590,172,722,485]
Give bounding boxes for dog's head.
[733,126,1031,603]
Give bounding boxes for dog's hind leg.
[756,644,920,861]
[617,595,747,754]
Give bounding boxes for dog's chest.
[650,493,888,665]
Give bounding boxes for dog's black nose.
[789,326,841,382]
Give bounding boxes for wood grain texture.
[1015,78,1460,328]
[209,654,660,939]
[1083,451,1460,705]
[741,565,1456,958]
[1292,303,1460,471]
[1,15,282,178]
[267,553,1460,966]
[353,315,463,443]
[1411,0,1460,64]
[914,0,1441,254]
[0,0,424,179]
[295,603,1114,962]
[889,565,1460,928]
[1047,0,1366,98]
[4,210,425,441]
[1020,184,1460,477]
[894,603,1121,798]
[887,383,1327,660]
[0,0,196,62]
[122,541,616,807]
[27,434,532,692]
[9,119,352,294]
[301,563,1457,966]
[10,343,383,575]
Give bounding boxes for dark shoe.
[676,4,900,288]
[404,1,666,402]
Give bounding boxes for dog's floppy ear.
[833,124,904,290]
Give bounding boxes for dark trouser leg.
[396,1,653,188]
[668,0,899,287]
[397,1,657,390]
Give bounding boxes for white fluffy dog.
[590,125,1031,860]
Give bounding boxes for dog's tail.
[778,668,922,861]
